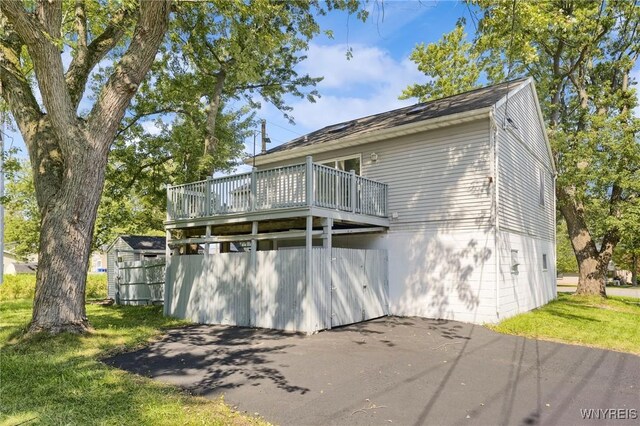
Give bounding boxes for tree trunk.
[632,253,638,286]
[574,254,607,297]
[558,186,609,297]
[198,70,227,179]
[1,0,171,335]
[30,143,107,334]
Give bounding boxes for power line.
[267,121,305,136]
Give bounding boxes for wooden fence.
[164,248,388,333]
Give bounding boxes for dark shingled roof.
[262,78,529,155]
[11,263,38,273]
[120,235,166,251]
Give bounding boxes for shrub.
[0,273,107,301]
[86,274,108,299]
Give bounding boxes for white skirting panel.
[164,248,388,333]
[334,229,498,324]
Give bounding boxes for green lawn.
[489,293,640,355]
[0,299,263,426]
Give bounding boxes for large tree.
[1,0,171,333]
[0,0,366,334]
[402,0,640,296]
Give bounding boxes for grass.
[489,293,640,355]
[0,299,264,426]
[0,274,108,301]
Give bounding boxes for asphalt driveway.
[104,317,639,425]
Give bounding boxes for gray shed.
[106,235,166,300]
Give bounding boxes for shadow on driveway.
[104,317,640,425]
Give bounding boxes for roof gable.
[120,235,166,251]
[106,235,166,252]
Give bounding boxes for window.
[321,155,361,175]
[539,168,545,206]
[542,254,548,271]
[511,250,519,274]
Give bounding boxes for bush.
[0,274,35,301]
[86,274,108,299]
[0,273,107,301]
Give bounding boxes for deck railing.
[167,156,388,220]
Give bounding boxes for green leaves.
[3,161,40,258]
[400,23,482,102]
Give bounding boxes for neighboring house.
[3,250,19,273]
[164,78,556,331]
[106,235,166,300]
[3,250,37,275]
[5,262,38,274]
[90,250,108,273]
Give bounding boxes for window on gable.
[542,254,548,271]
[539,168,545,206]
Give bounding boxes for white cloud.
[287,43,427,130]
[140,121,164,136]
[298,43,401,89]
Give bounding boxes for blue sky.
[254,1,469,156]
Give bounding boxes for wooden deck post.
[164,230,171,315]
[250,221,258,326]
[305,156,314,207]
[204,225,211,255]
[350,170,357,213]
[322,217,332,330]
[205,178,211,216]
[305,214,313,332]
[250,168,257,211]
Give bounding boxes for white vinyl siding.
[262,120,494,232]
[495,84,555,241]
[497,231,556,319]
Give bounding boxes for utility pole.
[260,119,271,154]
[261,119,267,154]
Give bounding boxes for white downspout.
[490,109,501,321]
[552,172,558,299]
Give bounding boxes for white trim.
[249,107,493,166]
[491,109,501,320]
[528,80,557,174]
[493,78,531,110]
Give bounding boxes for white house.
[164,78,556,331]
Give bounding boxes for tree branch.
[2,0,79,154]
[0,20,43,145]
[115,107,191,139]
[86,0,171,153]
[120,155,174,191]
[65,6,133,109]
[74,0,87,52]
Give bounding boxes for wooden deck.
[166,157,389,229]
